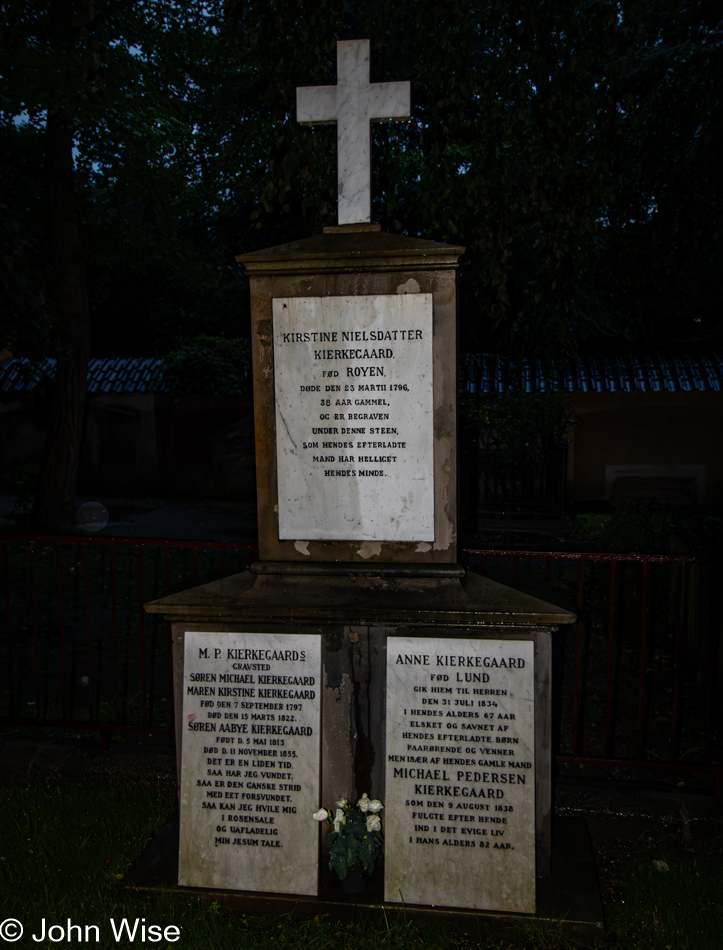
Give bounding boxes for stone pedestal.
[236,227,463,564]
[144,226,581,917]
[146,563,575,910]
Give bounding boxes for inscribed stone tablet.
[273,294,433,541]
[179,632,321,895]
[384,638,536,913]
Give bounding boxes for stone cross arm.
[296,40,411,225]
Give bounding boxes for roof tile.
[2,354,721,396]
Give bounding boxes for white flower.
[312,808,328,821]
[335,798,350,810]
[368,799,383,813]
[357,792,370,813]
[366,814,381,833]
[333,807,346,832]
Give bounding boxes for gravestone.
[150,572,568,908]
[241,231,460,564]
[273,293,434,541]
[178,632,321,894]
[145,37,585,928]
[385,637,535,912]
[243,38,458,564]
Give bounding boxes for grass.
[0,781,453,950]
[1,779,721,950]
[606,833,723,950]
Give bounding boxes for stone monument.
[144,38,591,928]
[385,637,536,913]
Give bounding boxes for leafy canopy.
[1,0,721,361]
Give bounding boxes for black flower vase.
[339,867,369,895]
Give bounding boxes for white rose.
[333,807,346,832]
[357,793,370,813]
[312,808,328,821]
[366,814,381,833]
[368,799,383,813]
[335,798,349,810]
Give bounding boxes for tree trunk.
[31,113,91,533]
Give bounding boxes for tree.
[0,1,234,530]
[2,1,721,528]
[220,0,723,355]
[2,2,98,531]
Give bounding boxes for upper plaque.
[273,294,434,541]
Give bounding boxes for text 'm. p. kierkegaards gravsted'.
[179,632,321,895]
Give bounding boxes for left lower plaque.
[179,631,322,895]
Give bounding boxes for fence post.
[2,543,14,720]
[636,560,651,762]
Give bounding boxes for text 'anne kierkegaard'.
[385,637,535,912]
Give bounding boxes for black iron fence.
[465,550,721,793]
[460,442,569,524]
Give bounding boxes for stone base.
[146,566,578,889]
[122,815,604,943]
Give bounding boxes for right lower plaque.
[384,637,536,913]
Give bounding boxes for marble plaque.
[273,294,434,541]
[384,637,536,913]
[179,632,321,895]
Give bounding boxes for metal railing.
[465,549,721,794]
[0,535,256,748]
[1,535,720,791]
[459,443,569,522]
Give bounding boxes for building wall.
[2,391,256,499]
[80,392,158,493]
[566,391,723,505]
[154,393,255,496]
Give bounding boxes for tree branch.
[81,0,143,35]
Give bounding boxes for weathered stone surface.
[236,232,462,563]
[273,294,433,541]
[384,637,536,913]
[296,40,410,226]
[237,230,465,275]
[179,631,321,895]
[147,568,576,628]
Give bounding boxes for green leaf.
[331,848,348,880]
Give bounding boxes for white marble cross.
[296,40,410,226]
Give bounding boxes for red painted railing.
[464,549,721,794]
[1,536,720,792]
[1,535,256,749]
